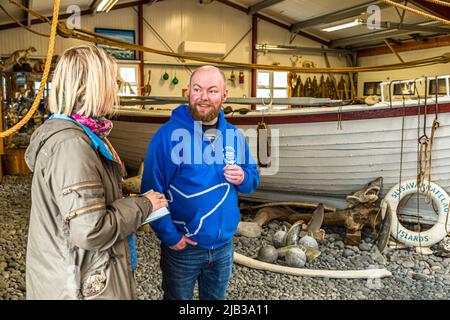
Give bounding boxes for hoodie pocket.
[219,204,241,238]
[172,208,209,236]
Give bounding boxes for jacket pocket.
[61,181,105,222]
[81,250,112,299]
[62,181,104,197]
[82,270,108,299]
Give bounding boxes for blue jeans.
[160,240,234,300]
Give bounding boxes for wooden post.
[251,15,257,110]
[323,51,339,99]
[0,74,4,180]
[138,4,144,96]
[0,112,3,180]
[384,38,405,63]
[4,148,31,175]
[348,72,356,100]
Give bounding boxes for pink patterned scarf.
[71,114,126,176]
[71,114,113,138]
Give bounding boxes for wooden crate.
[3,147,31,175]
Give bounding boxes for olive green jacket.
[25,119,152,300]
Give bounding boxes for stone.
[359,243,372,251]
[412,273,430,281]
[237,222,262,238]
[343,249,354,258]
[334,241,345,249]
[402,260,415,268]
[371,252,385,265]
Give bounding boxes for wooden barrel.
[3,148,31,175]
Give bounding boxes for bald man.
[141,66,259,300]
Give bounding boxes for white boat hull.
[110,99,450,224]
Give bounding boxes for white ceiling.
[0,0,448,49]
[233,0,444,46]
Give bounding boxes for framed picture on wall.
[94,28,136,60]
[363,81,382,96]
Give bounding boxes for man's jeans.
[160,240,234,300]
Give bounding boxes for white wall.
[357,46,450,97]
[141,0,252,98]
[0,8,137,57]
[0,0,350,101]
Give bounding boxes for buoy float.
[381,179,450,247]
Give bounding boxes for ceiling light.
[96,0,119,13]
[322,19,363,32]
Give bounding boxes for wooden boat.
[109,77,450,224]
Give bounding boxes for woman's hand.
[144,191,168,211]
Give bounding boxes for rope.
[416,78,440,202]
[380,0,450,26]
[394,95,406,249]
[423,0,450,7]
[5,3,450,73]
[57,23,450,73]
[337,105,343,130]
[0,0,60,139]
[0,4,49,37]
[9,0,51,24]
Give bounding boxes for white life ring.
[381,179,450,247]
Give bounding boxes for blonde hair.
[49,44,118,117]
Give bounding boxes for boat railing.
[119,96,343,107]
[379,75,450,104]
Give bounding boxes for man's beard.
[189,101,222,123]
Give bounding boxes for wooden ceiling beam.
[357,35,450,57]
[408,0,450,21]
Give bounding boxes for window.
[118,65,139,96]
[363,81,382,96]
[256,71,288,109]
[429,78,447,95]
[393,81,415,96]
[34,81,51,99]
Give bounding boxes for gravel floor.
[1,174,449,300]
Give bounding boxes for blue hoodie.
[141,105,259,249]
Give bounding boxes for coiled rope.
[0,0,59,139]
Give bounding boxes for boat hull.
[109,100,450,224]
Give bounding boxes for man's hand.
[144,191,168,211]
[170,235,197,250]
[223,165,245,185]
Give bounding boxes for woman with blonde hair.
[25,44,167,299]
